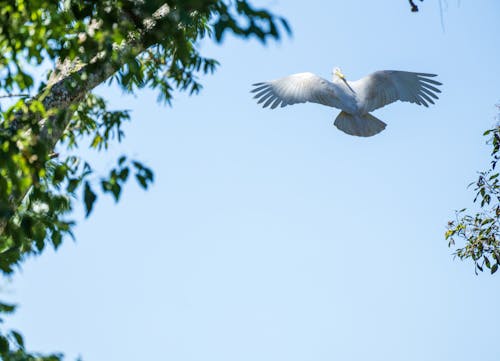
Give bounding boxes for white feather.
[251,72,346,110]
[349,71,442,113]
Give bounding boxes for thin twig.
[0,94,29,99]
[409,0,421,12]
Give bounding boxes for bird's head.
[333,67,346,81]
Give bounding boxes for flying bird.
[251,68,442,137]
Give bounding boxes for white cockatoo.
[251,68,442,137]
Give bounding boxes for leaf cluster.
[446,120,500,274]
[0,0,289,275]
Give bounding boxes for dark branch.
[0,94,29,99]
[409,0,422,12]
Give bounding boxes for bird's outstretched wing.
[251,72,343,109]
[350,71,442,113]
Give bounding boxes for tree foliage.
[0,0,289,358]
[446,112,500,275]
[0,0,290,272]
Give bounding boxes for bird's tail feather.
[334,112,387,137]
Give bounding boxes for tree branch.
[0,94,29,99]
[409,0,421,12]
[0,3,172,235]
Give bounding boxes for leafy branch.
[446,108,500,274]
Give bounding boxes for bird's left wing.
[350,71,442,113]
[251,72,343,109]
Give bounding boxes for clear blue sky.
[5,1,500,360]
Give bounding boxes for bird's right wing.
[251,72,342,109]
[351,71,442,113]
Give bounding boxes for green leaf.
[10,330,24,349]
[0,335,9,353]
[484,256,491,269]
[135,174,148,189]
[51,231,63,249]
[67,178,80,193]
[118,167,129,181]
[83,181,97,217]
[0,302,16,314]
